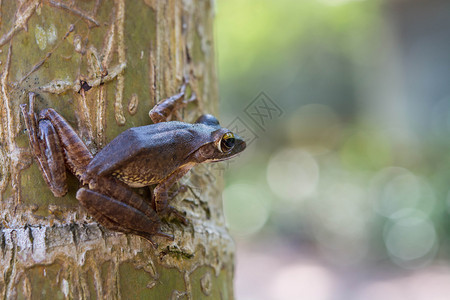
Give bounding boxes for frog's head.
[193,114,246,163]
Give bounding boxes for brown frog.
[20,88,245,245]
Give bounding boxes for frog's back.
[86,121,198,183]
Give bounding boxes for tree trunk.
[0,1,234,299]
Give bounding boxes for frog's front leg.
[77,176,173,245]
[153,164,194,224]
[149,82,197,123]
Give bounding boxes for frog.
[20,87,246,245]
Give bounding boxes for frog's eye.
[219,132,235,153]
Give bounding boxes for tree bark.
[0,1,234,299]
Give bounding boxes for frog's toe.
[142,231,174,249]
[156,231,174,241]
[141,235,158,249]
[167,184,188,201]
[166,205,188,225]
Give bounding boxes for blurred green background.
[216,0,450,299]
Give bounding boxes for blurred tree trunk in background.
[0,1,234,298]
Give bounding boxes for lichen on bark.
[0,1,234,299]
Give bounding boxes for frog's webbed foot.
[149,79,197,123]
[162,185,189,225]
[20,92,68,197]
[152,167,193,225]
[168,184,188,201]
[151,189,188,225]
[163,205,189,226]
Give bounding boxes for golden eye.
[219,132,235,153]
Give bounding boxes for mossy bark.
[0,1,234,299]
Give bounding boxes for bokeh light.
[354,268,450,300]
[383,212,438,269]
[223,183,271,236]
[266,148,319,202]
[311,181,370,265]
[269,264,337,300]
[370,167,436,219]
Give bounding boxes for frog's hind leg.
[78,177,173,241]
[20,93,67,197]
[76,187,173,246]
[38,107,93,178]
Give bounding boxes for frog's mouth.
[210,154,238,163]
